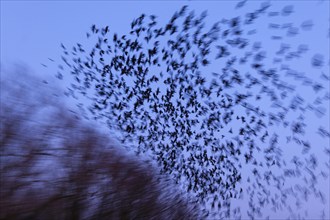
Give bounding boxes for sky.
[1,1,330,219]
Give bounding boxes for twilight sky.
[1,1,329,219]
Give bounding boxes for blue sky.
[1,1,329,219]
[2,1,328,74]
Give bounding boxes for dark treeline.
[0,69,201,220]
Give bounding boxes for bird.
[56,3,329,219]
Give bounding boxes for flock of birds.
[57,2,329,219]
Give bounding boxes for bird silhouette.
[56,3,330,219]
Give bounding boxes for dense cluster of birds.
[57,2,329,219]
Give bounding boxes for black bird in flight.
[56,2,330,219]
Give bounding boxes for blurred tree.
[0,70,200,220]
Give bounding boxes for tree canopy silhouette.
[0,69,201,220]
[57,3,329,219]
